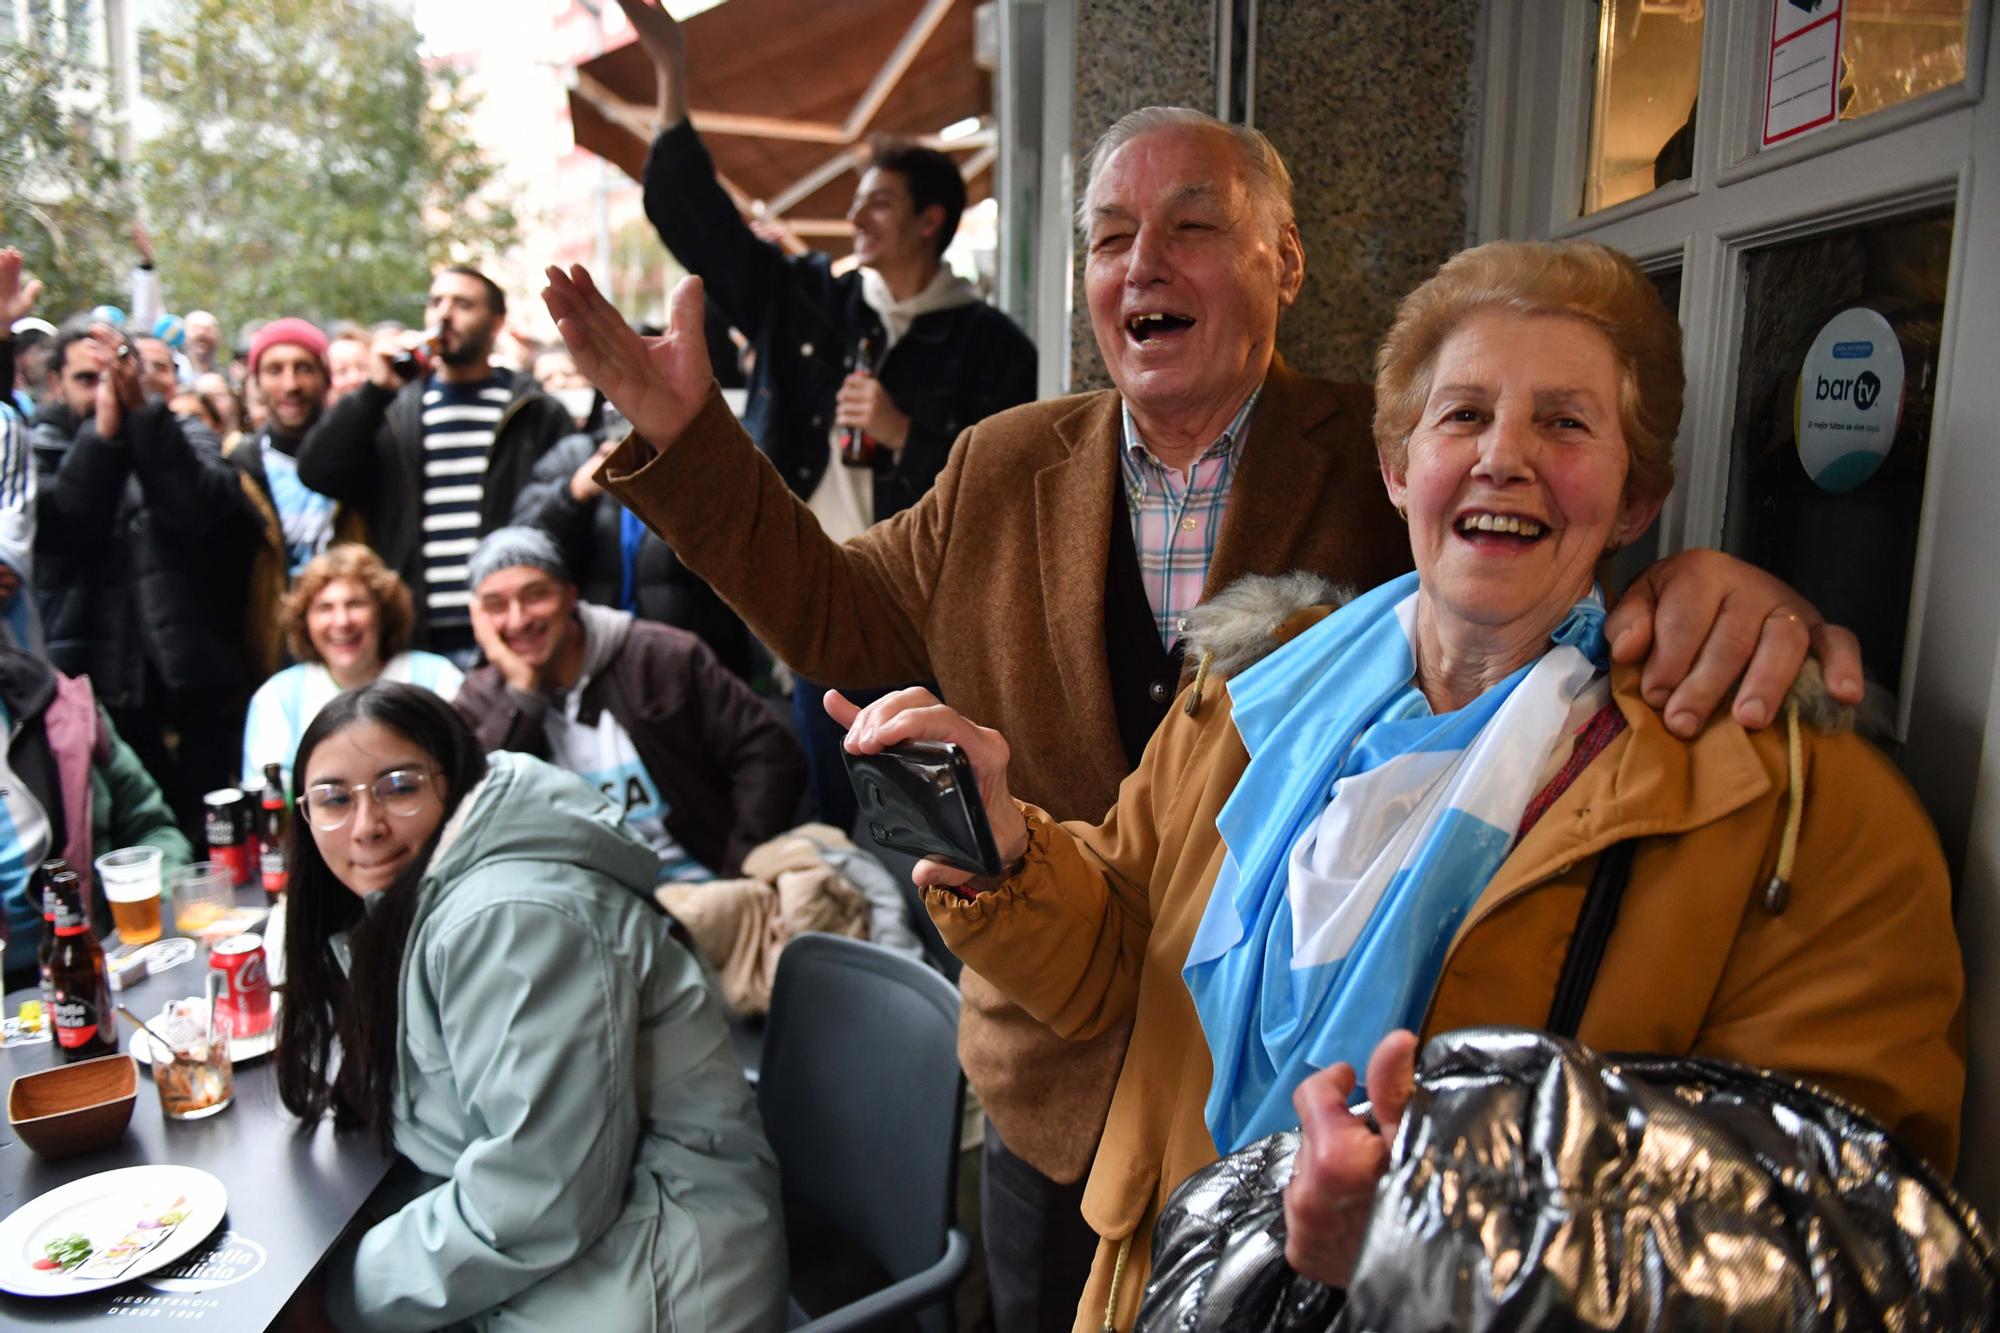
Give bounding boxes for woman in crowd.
[241,544,462,788]
[831,240,1965,1330]
[275,682,785,1331]
[0,643,191,987]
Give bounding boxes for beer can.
[210,933,272,1039]
[204,788,250,887]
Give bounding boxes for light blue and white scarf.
[1183,571,1608,1153]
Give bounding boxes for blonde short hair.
[1373,240,1682,503]
[282,544,413,666]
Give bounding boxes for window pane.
[62,0,86,61]
[1839,0,1973,122]
[1722,210,1951,700]
[1584,0,1705,215]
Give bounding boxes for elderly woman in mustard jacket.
[828,240,1965,1333]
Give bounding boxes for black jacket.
[512,430,755,680]
[30,398,257,707]
[643,120,1038,518]
[294,368,572,644]
[454,616,804,877]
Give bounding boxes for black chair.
[853,815,962,983]
[760,933,970,1332]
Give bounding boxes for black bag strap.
[1545,840,1636,1039]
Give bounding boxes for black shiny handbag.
[1137,845,2000,1331]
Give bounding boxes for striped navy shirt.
[420,375,511,647]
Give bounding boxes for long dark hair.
[275,683,488,1146]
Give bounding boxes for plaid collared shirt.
[1119,388,1260,646]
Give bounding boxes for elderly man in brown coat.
[545,88,1862,1330]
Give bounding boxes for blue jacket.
[328,751,785,1332]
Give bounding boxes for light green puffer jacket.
[328,751,786,1332]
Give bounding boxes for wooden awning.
[568,0,994,259]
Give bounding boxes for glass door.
[1473,0,1999,1212]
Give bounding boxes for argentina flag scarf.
[1183,571,1609,1153]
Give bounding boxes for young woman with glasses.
[273,682,785,1331]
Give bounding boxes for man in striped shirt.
[298,266,573,665]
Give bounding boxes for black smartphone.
[844,740,1004,877]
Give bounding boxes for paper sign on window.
[1763,0,1844,147]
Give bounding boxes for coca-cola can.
[204,788,250,887]
[210,933,272,1039]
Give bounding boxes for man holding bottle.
[623,0,1037,825]
[296,267,574,666]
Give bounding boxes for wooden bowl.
[8,1054,138,1158]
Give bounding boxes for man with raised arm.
[552,29,1863,1324]
[623,0,1037,827]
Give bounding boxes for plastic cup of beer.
[97,846,165,946]
[147,997,233,1120]
[170,861,235,936]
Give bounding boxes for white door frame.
[1474,0,2000,1211]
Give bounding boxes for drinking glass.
[170,862,235,936]
[147,998,233,1120]
[97,847,165,946]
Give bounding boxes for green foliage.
[137,0,520,331]
[0,42,139,321]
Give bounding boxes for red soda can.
[204,789,250,887]
[210,933,272,1038]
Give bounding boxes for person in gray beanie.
[456,526,803,879]
[465,523,569,594]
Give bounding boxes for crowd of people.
[0,0,1969,1327]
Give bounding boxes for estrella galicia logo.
[1854,371,1881,411]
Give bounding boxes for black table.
[0,893,396,1328]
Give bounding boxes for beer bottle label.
[52,992,100,1048]
[260,842,287,894]
[52,889,90,937]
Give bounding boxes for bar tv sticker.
[1794,307,1903,493]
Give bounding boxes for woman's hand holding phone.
[824,687,1030,889]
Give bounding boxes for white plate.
[0,1165,227,1297]
[126,996,280,1067]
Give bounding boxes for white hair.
[1076,106,1296,238]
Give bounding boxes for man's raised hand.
[542,267,712,460]
[0,249,43,328]
[614,0,690,124]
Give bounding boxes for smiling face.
[1084,125,1303,445]
[475,565,577,673]
[846,166,941,273]
[302,720,446,898]
[257,342,328,434]
[1384,309,1662,655]
[306,577,382,683]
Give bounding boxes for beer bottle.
[48,865,116,1062]
[259,763,289,901]
[838,336,879,468]
[34,859,63,1019]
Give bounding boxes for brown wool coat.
[601,361,1411,1178]
[928,642,1966,1332]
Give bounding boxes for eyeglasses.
[297,769,434,831]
